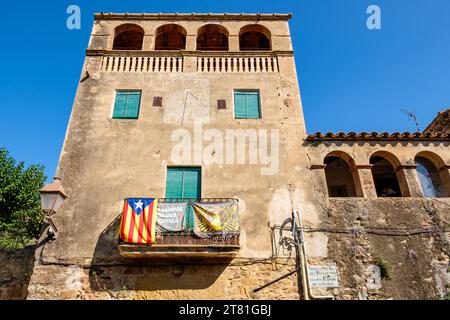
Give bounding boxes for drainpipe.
[295,211,334,300]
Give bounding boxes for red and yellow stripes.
[119,198,158,244]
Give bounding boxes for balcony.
[118,198,240,259]
[91,50,282,74]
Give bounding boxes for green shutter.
[245,91,261,118]
[182,168,201,199]
[165,167,201,199]
[234,92,248,118]
[113,91,141,119]
[165,167,201,231]
[112,92,127,118]
[234,90,261,119]
[124,92,141,118]
[165,168,184,198]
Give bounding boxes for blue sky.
[0,0,449,180]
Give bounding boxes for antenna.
[401,109,421,132]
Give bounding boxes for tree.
[0,147,46,249]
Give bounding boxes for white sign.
[308,265,339,288]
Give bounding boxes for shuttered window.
[234,90,261,119]
[112,90,141,119]
[165,167,201,199]
[165,167,202,230]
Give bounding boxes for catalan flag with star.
[119,198,159,244]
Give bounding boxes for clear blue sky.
[0,0,449,180]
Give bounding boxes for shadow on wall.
[88,214,231,294]
[0,246,36,300]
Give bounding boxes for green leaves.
[0,147,46,249]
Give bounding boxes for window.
[239,25,271,51]
[197,24,229,51]
[155,24,187,50]
[415,156,446,198]
[112,91,141,119]
[324,155,360,197]
[112,24,144,50]
[234,90,261,119]
[370,156,402,197]
[165,167,202,230]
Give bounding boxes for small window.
[234,90,261,119]
[112,91,141,119]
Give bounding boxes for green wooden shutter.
[124,92,141,118]
[182,168,201,199]
[245,91,261,118]
[234,92,248,118]
[165,167,201,199]
[112,92,127,118]
[165,168,184,198]
[165,167,201,231]
[234,90,261,119]
[113,91,141,119]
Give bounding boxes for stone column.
[143,35,153,51]
[397,165,421,197]
[185,35,197,51]
[355,165,377,198]
[439,165,450,197]
[229,35,239,51]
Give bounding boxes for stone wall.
[313,198,450,300]
[0,246,36,300]
[27,259,300,300]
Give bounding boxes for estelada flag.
[119,198,158,244]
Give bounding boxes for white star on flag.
[134,200,144,211]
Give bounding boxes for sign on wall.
[308,265,340,288]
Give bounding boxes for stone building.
[9,12,450,300]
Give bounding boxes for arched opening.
[239,25,271,51]
[197,24,229,51]
[370,153,406,197]
[154,24,187,50]
[112,24,144,50]
[324,152,362,197]
[415,152,449,198]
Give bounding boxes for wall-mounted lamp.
[38,177,67,238]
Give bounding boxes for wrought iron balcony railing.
[118,198,240,258]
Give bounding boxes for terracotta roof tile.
[423,109,450,135]
[306,131,450,141]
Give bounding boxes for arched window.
[154,24,187,50]
[239,25,271,51]
[370,153,406,197]
[324,152,362,197]
[112,24,144,50]
[197,24,229,51]
[415,152,449,198]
